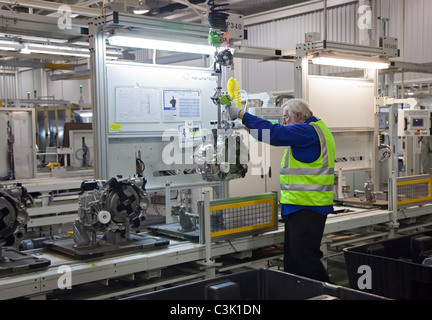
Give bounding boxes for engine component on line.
[73,176,149,246]
[194,129,248,182]
[0,184,28,246]
[215,49,234,68]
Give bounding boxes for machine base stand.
[148,223,200,241]
[334,197,388,209]
[0,247,51,276]
[43,233,169,260]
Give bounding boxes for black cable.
[136,158,145,176]
[208,0,229,31]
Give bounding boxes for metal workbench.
[2,176,432,299]
[1,202,431,300]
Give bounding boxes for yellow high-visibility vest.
[280,119,335,206]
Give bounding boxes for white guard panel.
[106,62,218,134]
[0,112,8,176]
[307,76,375,130]
[11,111,35,179]
[105,62,219,188]
[333,132,372,172]
[69,130,94,168]
[307,76,376,173]
[0,109,36,179]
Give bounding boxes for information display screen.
[412,118,425,127]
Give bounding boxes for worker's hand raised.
[227,105,242,120]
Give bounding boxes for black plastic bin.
[344,230,432,300]
[123,268,386,300]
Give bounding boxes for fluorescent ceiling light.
[0,33,68,44]
[20,44,31,54]
[0,40,20,51]
[312,52,390,70]
[26,44,90,57]
[74,110,93,118]
[133,0,150,14]
[29,43,89,52]
[28,49,90,57]
[108,35,215,55]
[0,46,16,51]
[133,9,149,14]
[22,43,118,58]
[0,39,118,59]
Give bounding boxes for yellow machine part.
[227,77,242,108]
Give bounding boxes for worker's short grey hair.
[282,99,313,121]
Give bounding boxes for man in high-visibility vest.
[228,99,335,283]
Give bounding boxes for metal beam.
[0,0,100,17]
[313,40,385,55]
[48,69,90,81]
[12,98,70,106]
[387,61,432,74]
[100,11,208,38]
[244,0,357,26]
[233,44,295,61]
[0,49,87,62]
[0,9,88,40]
[0,58,75,69]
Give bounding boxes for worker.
[228,99,335,283]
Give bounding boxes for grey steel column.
[89,25,109,179]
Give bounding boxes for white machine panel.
[397,109,432,136]
[0,112,8,176]
[307,76,375,130]
[69,130,94,168]
[333,131,373,171]
[307,76,376,174]
[0,108,36,179]
[106,62,218,135]
[105,62,219,185]
[225,13,244,41]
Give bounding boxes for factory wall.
[241,0,432,94]
[0,67,90,108]
[46,77,91,106]
[19,69,43,100]
[0,69,40,103]
[0,71,17,105]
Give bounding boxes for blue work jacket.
[242,112,334,218]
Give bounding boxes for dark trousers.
[283,209,330,283]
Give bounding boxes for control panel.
[397,109,432,136]
[248,107,284,125]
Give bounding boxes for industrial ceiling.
[0,0,312,69]
[0,0,312,21]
